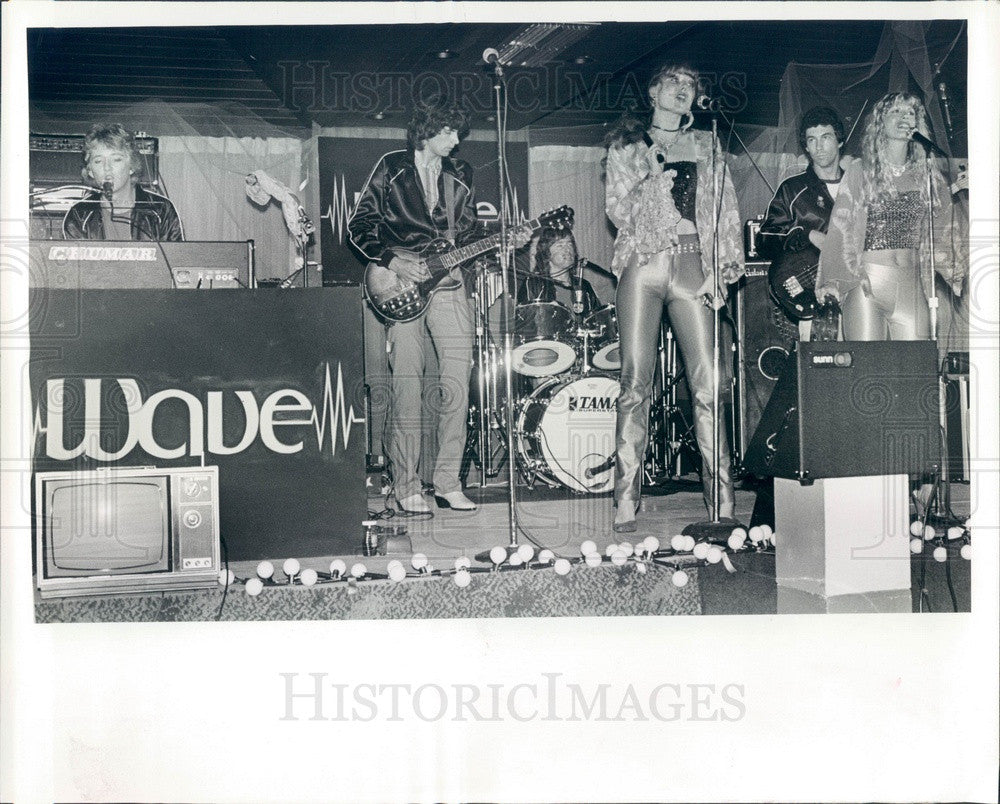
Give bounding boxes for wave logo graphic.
[35,363,365,461]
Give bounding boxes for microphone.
[482,47,500,65]
[101,180,114,202]
[937,76,955,142]
[572,258,585,314]
[910,129,948,157]
[585,454,615,479]
[695,94,719,112]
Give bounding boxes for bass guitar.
[767,243,822,320]
[363,206,573,324]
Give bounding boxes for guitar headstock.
[535,205,574,232]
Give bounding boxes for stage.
[34,477,971,623]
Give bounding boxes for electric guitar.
[767,243,822,320]
[363,206,573,323]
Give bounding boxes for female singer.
[818,92,967,517]
[604,65,744,532]
[818,92,965,339]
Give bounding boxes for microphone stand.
[490,57,521,549]
[683,110,742,541]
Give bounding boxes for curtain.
[158,136,303,282]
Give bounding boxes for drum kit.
[464,258,697,495]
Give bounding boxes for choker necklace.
[651,123,681,132]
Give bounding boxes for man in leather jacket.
[757,106,845,338]
[347,100,479,514]
[62,123,182,241]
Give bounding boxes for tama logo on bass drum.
[568,395,617,412]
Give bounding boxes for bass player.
[758,106,846,339]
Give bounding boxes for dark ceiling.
[27,20,967,140]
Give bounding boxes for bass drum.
[515,374,620,493]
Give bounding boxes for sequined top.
[863,189,923,250]
[662,161,697,223]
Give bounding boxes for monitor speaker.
[743,341,941,481]
[733,272,796,462]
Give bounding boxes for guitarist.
[348,99,479,514]
[758,106,846,340]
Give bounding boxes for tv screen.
[45,478,170,575]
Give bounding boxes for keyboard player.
[62,123,183,241]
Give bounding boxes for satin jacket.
[348,149,477,268]
[62,185,183,241]
[757,164,836,260]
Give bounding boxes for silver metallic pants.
[842,258,930,341]
[614,245,734,517]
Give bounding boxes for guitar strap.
[443,172,457,244]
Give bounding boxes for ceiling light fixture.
[493,23,599,68]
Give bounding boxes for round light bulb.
[946,526,965,541]
[604,544,617,557]
[516,544,534,562]
[636,561,647,574]
[453,569,472,588]
[643,536,660,554]
[329,558,347,577]
[693,542,710,560]
[909,538,923,554]
[932,546,947,563]
[610,549,627,567]
[727,532,745,551]
[579,539,597,557]
[618,541,634,558]
[554,558,571,575]
[730,527,748,543]
[909,520,924,537]
[960,544,971,561]
[256,560,274,580]
[350,562,367,578]
[760,524,773,540]
[682,535,696,552]
[671,569,689,588]
[584,552,602,568]
[245,577,264,596]
[411,552,428,570]
[509,553,524,567]
[769,531,778,545]
[670,534,686,552]
[538,549,555,564]
[923,525,936,541]
[748,526,764,543]
[300,568,318,586]
[707,546,723,564]
[489,545,508,565]
[217,568,235,586]
[454,556,472,571]
[282,558,301,577]
[387,561,407,582]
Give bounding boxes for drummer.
[518,228,601,316]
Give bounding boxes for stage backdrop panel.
[30,288,367,561]
[318,133,529,285]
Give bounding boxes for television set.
[34,466,220,599]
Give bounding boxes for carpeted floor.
[34,562,703,623]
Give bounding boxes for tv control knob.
[182,509,203,529]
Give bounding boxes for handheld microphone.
[910,129,948,157]
[101,180,114,201]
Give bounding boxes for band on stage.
[59,64,969,532]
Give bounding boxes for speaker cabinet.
[733,272,797,463]
[744,341,941,480]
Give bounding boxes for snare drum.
[584,304,620,372]
[511,301,578,377]
[515,373,619,493]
